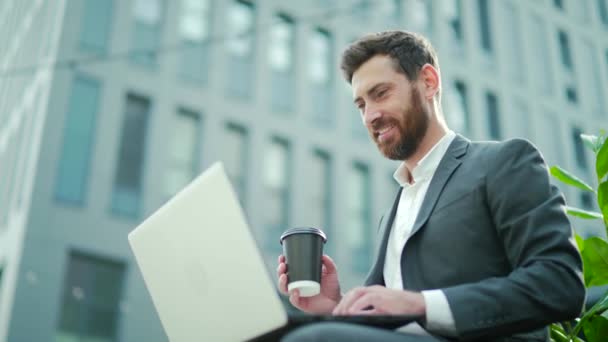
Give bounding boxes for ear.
[418,64,440,101]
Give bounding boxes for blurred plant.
[549,131,608,342]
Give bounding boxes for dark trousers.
[282,322,445,342]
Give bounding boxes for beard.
[371,87,429,161]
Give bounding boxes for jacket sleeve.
[442,139,586,340]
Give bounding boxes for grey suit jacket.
[364,135,585,341]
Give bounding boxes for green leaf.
[599,181,608,223]
[550,166,595,192]
[566,206,603,220]
[581,237,608,287]
[581,134,600,152]
[576,234,585,252]
[597,138,608,180]
[550,324,569,342]
[582,314,608,342]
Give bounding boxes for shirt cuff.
[421,289,457,337]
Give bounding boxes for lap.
[281,322,445,342]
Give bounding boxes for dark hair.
[340,30,440,86]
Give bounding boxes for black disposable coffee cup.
[280,227,327,297]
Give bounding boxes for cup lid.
[280,227,327,244]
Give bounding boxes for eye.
[376,89,388,98]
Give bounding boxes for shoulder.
[468,138,542,163]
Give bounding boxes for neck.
[403,118,448,175]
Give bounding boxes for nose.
[363,106,382,127]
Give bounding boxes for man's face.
[351,55,429,161]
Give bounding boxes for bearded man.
[277,30,585,342]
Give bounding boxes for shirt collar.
[393,130,456,187]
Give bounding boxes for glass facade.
[164,107,201,198]
[445,80,470,134]
[56,252,125,342]
[485,91,501,140]
[308,149,333,253]
[55,75,101,205]
[226,0,255,98]
[269,14,295,113]
[223,122,249,203]
[79,0,114,53]
[130,0,165,67]
[309,28,333,127]
[110,93,151,218]
[571,126,588,170]
[346,162,372,274]
[177,0,211,83]
[263,137,291,254]
[478,0,493,53]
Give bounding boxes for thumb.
[289,289,302,308]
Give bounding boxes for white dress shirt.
[383,130,457,336]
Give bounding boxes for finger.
[348,293,377,314]
[276,262,286,277]
[321,255,337,274]
[333,288,366,315]
[278,274,289,294]
[278,254,285,263]
[289,289,301,308]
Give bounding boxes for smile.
[376,125,395,141]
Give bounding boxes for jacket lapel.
[409,135,469,238]
[364,187,402,286]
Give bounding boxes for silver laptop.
[128,162,287,341]
[128,162,419,341]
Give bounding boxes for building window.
[0,263,4,303]
[177,0,212,84]
[347,162,372,274]
[606,49,608,80]
[580,191,594,210]
[309,28,333,127]
[554,0,564,10]
[485,91,501,140]
[445,80,470,134]
[309,149,333,253]
[558,30,573,71]
[269,14,295,113]
[111,94,151,218]
[226,0,255,99]
[478,0,493,53]
[55,75,101,205]
[79,0,114,53]
[530,15,554,96]
[572,127,588,170]
[164,108,201,198]
[55,251,125,342]
[223,123,248,203]
[599,0,608,27]
[130,0,165,67]
[263,137,291,253]
[443,0,463,45]
[566,86,578,104]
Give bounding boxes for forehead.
[351,55,407,99]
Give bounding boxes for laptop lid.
[128,162,288,341]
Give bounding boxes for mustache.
[371,118,398,132]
